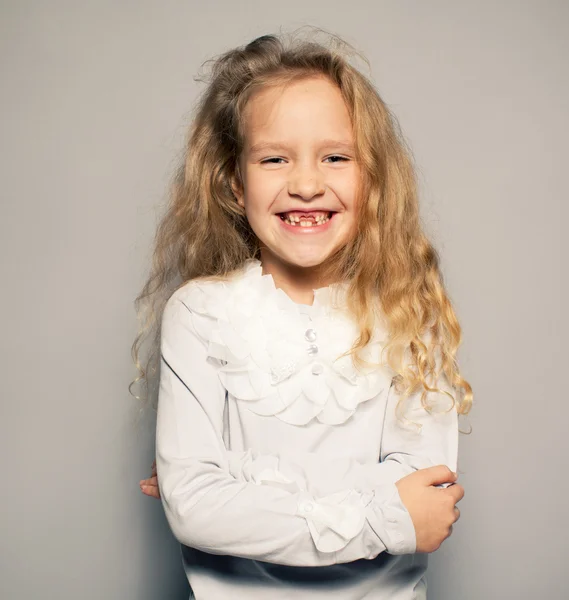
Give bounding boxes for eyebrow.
[247,139,355,155]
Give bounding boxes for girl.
[133,28,472,600]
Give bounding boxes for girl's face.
[232,76,359,274]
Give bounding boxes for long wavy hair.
[130,27,473,432]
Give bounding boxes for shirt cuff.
[295,488,369,553]
[366,483,417,555]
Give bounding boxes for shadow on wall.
[129,407,190,600]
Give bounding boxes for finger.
[139,478,160,492]
[454,507,460,521]
[139,477,159,492]
[445,483,465,502]
[420,465,457,486]
[140,484,161,499]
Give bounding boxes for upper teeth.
[280,212,331,226]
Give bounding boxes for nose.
[287,163,326,200]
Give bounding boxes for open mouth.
[277,210,336,228]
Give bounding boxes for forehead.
[242,77,353,150]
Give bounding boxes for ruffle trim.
[227,448,372,553]
[227,448,416,554]
[178,259,395,426]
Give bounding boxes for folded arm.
[156,293,418,566]
[225,368,458,496]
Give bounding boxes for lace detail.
[177,259,394,426]
[270,359,299,384]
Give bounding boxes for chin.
[279,251,334,270]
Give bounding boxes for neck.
[259,251,331,306]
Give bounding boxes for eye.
[324,155,350,163]
[260,157,286,164]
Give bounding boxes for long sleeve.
[225,375,459,497]
[377,369,458,484]
[155,293,417,566]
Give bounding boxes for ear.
[229,172,245,208]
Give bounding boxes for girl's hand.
[395,465,463,553]
[139,459,161,499]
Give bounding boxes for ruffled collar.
[182,258,394,426]
[238,258,349,314]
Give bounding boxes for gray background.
[1,1,566,598]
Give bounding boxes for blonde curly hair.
[130,27,473,433]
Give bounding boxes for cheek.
[333,168,359,204]
[337,186,358,215]
[242,190,273,233]
[243,177,281,214]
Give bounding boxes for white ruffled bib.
[182,259,395,426]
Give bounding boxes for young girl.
[133,29,472,600]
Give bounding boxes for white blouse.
[156,258,459,599]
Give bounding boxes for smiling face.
[231,76,360,283]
